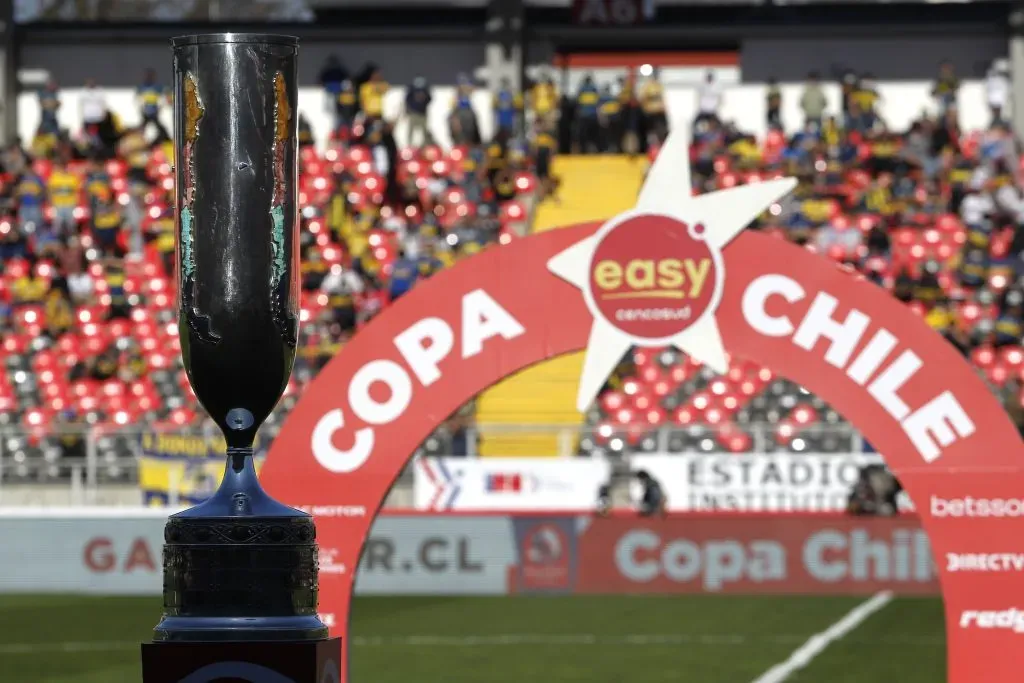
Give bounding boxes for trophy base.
[153,614,329,642]
[141,636,342,682]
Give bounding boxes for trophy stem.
[217,446,266,516]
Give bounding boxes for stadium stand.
[2,55,1023,485]
[0,63,542,485]
[477,154,646,456]
[580,67,1024,458]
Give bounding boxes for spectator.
[839,71,857,120]
[319,55,349,101]
[694,70,720,130]
[10,254,47,306]
[38,79,62,137]
[63,239,94,305]
[405,76,433,148]
[80,78,107,135]
[531,121,559,203]
[641,68,669,143]
[575,74,601,153]
[15,168,45,233]
[619,72,641,155]
[335,79,358,136]
[851,73,879,131]
[986,61,1010,125]
[932,59,960,115]
[0,216,28,261]
[358,66,388,122]
[388,249,418,300]
[799,71,827,129]
[91,187,123,257]
[298,113,315,148]
[493,77,521,139]
[449,73,480,145]
[529,75,558,132]
[598,83,621,153]
[102,256,131,320]
[137,68,169,144]
[47,161,80,237]
[765,78,782,130]
[44,284,74,338]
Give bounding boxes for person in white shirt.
[695,70,722,129]
[986,61,1010,125]
[80,78,107,130]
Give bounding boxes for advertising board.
[630,453,889,512]
[0,511,939,598]
[414,457,611,512]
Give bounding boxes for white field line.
[0,622,944,656]
[750,591,894,683]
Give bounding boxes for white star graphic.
[547,129,798,412]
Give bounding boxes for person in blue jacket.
[575,74,601,153]
[389,249,419,300]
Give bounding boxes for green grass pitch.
[0,594,945,682]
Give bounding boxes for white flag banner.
[414,457,612,512]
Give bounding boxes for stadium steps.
[477,155,646,457]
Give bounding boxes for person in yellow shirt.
[45,287,74,337]
[119,128,150,185]
[358,68,388,121]
[11,257,49,306]
[47,162,81,236]
[16,171,46,230]
[863,174,893,215]
[851,74,880,127]
[532,123,560,204]
[639,72,667,143]
[529,76,558,131]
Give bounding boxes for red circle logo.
[586,214,720,341]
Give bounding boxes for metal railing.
[0,422,865,505]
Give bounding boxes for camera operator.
[847,463,902,516]
[595,484,611,517]
[635,470,668,518]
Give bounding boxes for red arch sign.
[264,140,1024,682]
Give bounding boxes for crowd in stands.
[3,55,1024,476]
[585,59,1024,458]
[0,60,551,478]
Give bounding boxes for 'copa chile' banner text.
[0,512,942,597]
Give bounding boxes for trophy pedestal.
[141,637,342,682]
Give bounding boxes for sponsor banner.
[630,453,888,512]
[139,432,266,507]
[413,457,611,511]
[350,517,514,595]
[509,516,580,594]
[947,553,1024,573]
[0,514,515,597]
[0,517,165,594]
[575,516,939,595]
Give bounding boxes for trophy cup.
[140,33,341,683]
